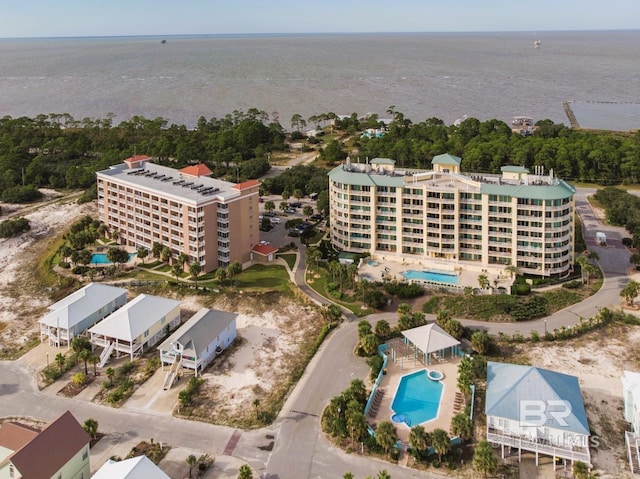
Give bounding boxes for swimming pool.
[401,270,459,285]
[90,253,136,264]
[391,369,443,426]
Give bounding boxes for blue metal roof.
[486,361,590,435]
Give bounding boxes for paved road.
[0,187,631,479]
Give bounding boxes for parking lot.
[257,195,323,248]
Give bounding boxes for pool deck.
[358,255,514,291]
[368,354,463,443]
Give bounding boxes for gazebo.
[389,323,461,367]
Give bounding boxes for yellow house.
[88,294,181,365]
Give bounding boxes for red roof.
[7,411,90,479]
[125,155,151,163]
[233,179,260,190]
[0,422,38,453]
[179,164,213,177]
[252,244,279,256]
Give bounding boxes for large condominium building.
[328,154,575,277]
[97,155,259,272]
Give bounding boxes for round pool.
[391,414,406,424]
[427,370,444,381]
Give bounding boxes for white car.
[259,240,270,246]
[270,217,281,224]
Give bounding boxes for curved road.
[0,187,631,479]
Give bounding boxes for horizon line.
[1,28,639,41]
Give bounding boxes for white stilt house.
[88,294,180,365]
[485,361,591,469]
[158,308,236,389]
[38,283,127,349]
[622,370,640,473]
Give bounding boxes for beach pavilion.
[388,323,461,367]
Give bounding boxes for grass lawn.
[306,267,373,317]
[306,229,325,245]
[138,260,162,269]
[278,253,297,270]
[155,264,172,273]
[235,264,293,294]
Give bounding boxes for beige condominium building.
[97,155,259,272]
[328,154,575,277]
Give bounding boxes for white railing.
[487,431,590,463]
[163,354,180,390]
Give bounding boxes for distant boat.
[453,115,468,127]
[160,39,167,44]
[533,40,541,49]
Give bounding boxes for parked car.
[310,214,323,221]
[259,240,270,246]
[288,228,301,237]
[270,217,281,224]
[285,207,296,214]
[290,202,302,208]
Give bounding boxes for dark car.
[288,228,301,237]
[290,202,302,208]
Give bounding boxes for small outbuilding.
[251,244,279,263]
[38,283,128,349]
[88,294,181,365]
[158,308,237,388]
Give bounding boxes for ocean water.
[0,31,638,128]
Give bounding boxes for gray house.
[38,283,128,349]
[158,308,237,389]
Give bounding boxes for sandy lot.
[0,194,95,351]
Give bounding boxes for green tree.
[137,246,148,264]
[279,201,288,214]
[397,303,412,318]
[172,263,183,282]
[358,320,372,339]
[292,188,303,201]
[307,246,322,271]
[621,279,640,306]
[375,421,398,455]
[505,264,518,279]
[463,286,474,314]
[253,399,260,420]
[82,418,98,440]
[473,440,498,478]
[161,246,171,263]
[431,428,450,462]
[471,330,491,354]
[226,262,242,287]
[264,200,275,213]
[106,246,130,270]
[152,241,163,258]
[215,267,227,285]
[343,473,354,479]
[238,464,253,479]
[78,349,91,375]
[187,454,197,478]
[477,274,489,290]
[572,461,594,479]
[55,353,66,374]
[88,353,99,377]
[345,400,368,448]
[361,333,379,356]
[321,304,343,326]
[444,319,463,339]
[408,425,429,459]
[303,205,313,217]
[190,261,202,287]
[450,412,473,441]
[374,319,391,339]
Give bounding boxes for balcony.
[487,429,590,464]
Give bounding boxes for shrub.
[72,265,88,275]
[366,355,384,381]
[384,282,425,299]
[0,217,30,238]
[511,282,531,295]
[562,280,582,289]
[623,237,633,247]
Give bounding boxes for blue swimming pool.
[401,270,459,285]
[391,370,443,426]
[90,253,136,264]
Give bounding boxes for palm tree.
[226,262,242,287]
[376,471,391,479]
[321,304,342,326]
[621,279,640,306]
[264,200,275,214]
[471,330,491,354]
[78,349,91,375]
[397,303,412,318]
[361,333,379,356]
[82,418,99,440]
[477,274,489,290]
[152,241,163,259]
[431,428,450,462]
[450,412,473,441]
[178,252,189,269]
[160,246,171,263]
[375,421,398,456]
[190,261,202,287]
[374,319,391,339]
[345,401,367,448]
[463,286,474,314]
[55,352,66,373]
[215,267,227,286]
[186,454,197,478]
[572,461,591,479]
[136,246,148,264]
[409,425,429,458]
[171,263,183,283]
[575,255,589,285]
[237,464,253,479]
[105,367,115,385]
[505,264,519,279]
[307,246,322,271]
[88,354,99,376]
[473,440,497,478]
[343,473,354,479]
[303,205,313,217]
[279,201,288,214]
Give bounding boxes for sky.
[1,0,639,38]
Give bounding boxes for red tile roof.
[7,411,90,479]
[233,179,260,190]
[0,422,38,454]
[125,155,151,163]
[252,244,279,255]
[179,164,213,177]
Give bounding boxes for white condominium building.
[97,155,259,272]
[328,154,575,277]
